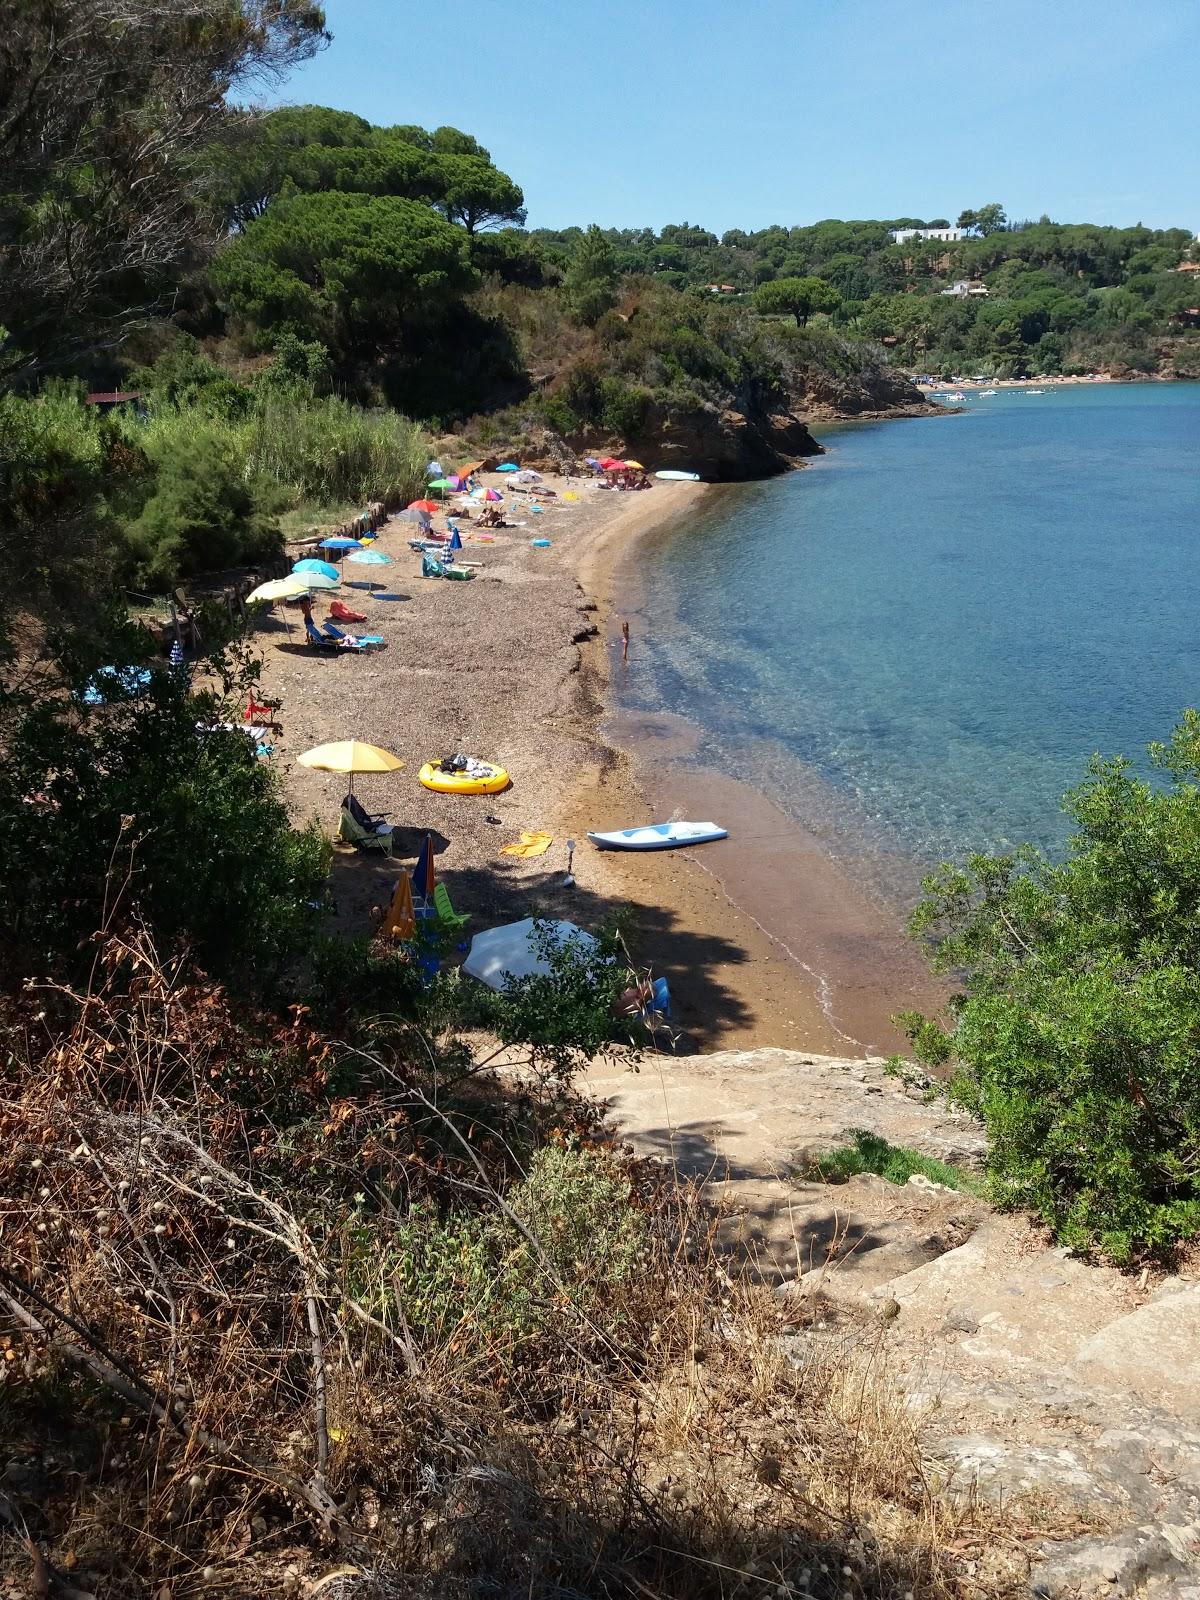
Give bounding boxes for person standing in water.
[621,619,630,662]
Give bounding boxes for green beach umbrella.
[427,477,454,498]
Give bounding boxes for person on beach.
[621,619,630,662]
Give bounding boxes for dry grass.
[0,936,1048,1599]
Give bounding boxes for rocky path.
[583,1049,1200,1597]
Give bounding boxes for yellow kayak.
[419,760,510,795]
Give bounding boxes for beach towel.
[500,830,553,859]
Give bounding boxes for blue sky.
[265,0,1197,235]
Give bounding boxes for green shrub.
[126,418,280,585]
[906,713,1200,1262]
[0,647,329,984]
[802,1132,984,1195]
[598,377,651,439]
[247,394,427,507]
[388,1145,648,1357]
[538,393,579,436]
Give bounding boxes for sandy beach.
[260,467,947,1053]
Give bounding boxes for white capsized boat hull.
[587,821,728,851]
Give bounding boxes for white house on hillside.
[891,226,966,245]
[940,280,989,297]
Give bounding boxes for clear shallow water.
[619,384,1200,882]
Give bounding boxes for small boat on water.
[979,389,998,397]
[1024,388,1045,395]
[943,391,967,402]
[587,820,728,851]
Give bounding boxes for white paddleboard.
[655,470,701,481]
[587,821,727,851]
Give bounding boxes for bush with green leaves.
[904,713,1200,1262]
[0,639,328,985]
[388,1145,649,1359]
[125,417,281,586]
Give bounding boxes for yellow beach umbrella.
[297,739,404,798]
[623,459,645,470]
[247,575,311,604]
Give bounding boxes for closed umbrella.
[293,558,340,581]
[296,739,404,800]
[413,832,436,908]
[382,871,416,940]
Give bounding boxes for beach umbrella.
[347,547,392,591]
[247,575,311,604]
[320,537,364,552]
[513,468,542,483]
[462,917,598,991]
[496,462,519,472]
[408,499,440,515]
[382,871,416,941]
[397,508,431,526]
[427,478,454,497]
[447,528,463,552]
[469,486,502,502]
[296,739,404,799]
[293,558,340,581]
[599,457,625,471]
[623,459,645,470]
[302,572,340,591]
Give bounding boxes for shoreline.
[560,481,949,1055]
[264,452,946,1054]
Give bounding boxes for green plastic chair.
[433,880,468,933]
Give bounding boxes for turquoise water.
[619,384,1200,882]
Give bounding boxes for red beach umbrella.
[408,499,440,514]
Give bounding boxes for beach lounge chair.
[322,622,385,649]
[338,806,393,853]
[305,618,341,651]
[433,881,468,934]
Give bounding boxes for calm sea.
[616,383,1200,905]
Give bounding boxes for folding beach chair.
[433,881,468,935]
[338,806,393,853]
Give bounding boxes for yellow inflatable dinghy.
[419,760,510,795]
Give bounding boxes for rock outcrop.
[584,1048,1200,1596]
[630,397,823,481]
